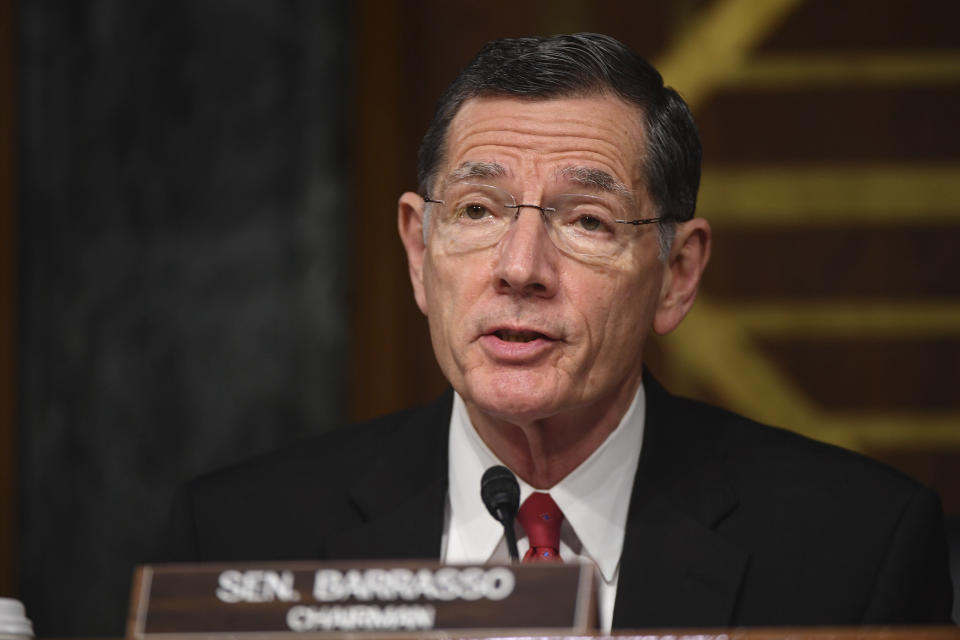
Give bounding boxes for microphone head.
[480,465,520,524]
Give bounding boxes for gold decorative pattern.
[652,0,960,452]
[730,54,960,87]
[699,165,960,223]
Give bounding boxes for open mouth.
[494,329,547,343]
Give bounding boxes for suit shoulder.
[672,393,919,488]
[162,392,453,561]
[186,391,453,502]
[658,396,952,624]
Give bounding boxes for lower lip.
[478,334,557,362]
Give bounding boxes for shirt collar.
[445,386,646,582]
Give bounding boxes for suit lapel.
[613,479,748,627]
[324,392,453,561]
[613,375,749,628]
[327,474,448,560]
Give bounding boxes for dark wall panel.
[1,0,18,602]
[17,1,347,635]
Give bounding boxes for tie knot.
[517,492,564,562]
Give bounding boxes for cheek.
[424,252,481,342]
[579,265,661,352]
[422,257,449,338]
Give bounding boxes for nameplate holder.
[127,560,596,638]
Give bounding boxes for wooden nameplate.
[127,560,596,638]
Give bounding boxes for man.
[165,34,954,628]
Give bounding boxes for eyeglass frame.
[422,196,665,227]
[421,179,678,264]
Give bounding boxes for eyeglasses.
[424,181,664,264]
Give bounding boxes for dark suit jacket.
[163,376,954,627]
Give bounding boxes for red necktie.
[517,492,563,562]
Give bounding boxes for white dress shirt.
[441,387,646,632]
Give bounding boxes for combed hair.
[416,33,701,257]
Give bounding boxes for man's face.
[405,95,671,426]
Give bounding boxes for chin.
[463,373,567,425]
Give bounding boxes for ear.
[653,218,711,335]
[398,191,429,315]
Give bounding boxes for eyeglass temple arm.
[615,217,665,226]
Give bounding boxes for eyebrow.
[446,161,508,183]
[444,162,635,204]
[555,166,634,203]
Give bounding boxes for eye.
[577,215,603,232]
[462,203,489,220]
[570,210,615,234]
[556,194,619,235]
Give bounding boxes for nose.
[493,205,559,297]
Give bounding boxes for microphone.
[480,465,521,562]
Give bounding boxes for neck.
[465,375,642,489]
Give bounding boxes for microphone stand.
[481,465,522,563]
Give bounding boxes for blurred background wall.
[1,0,958,635]
[6,0,349,635]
